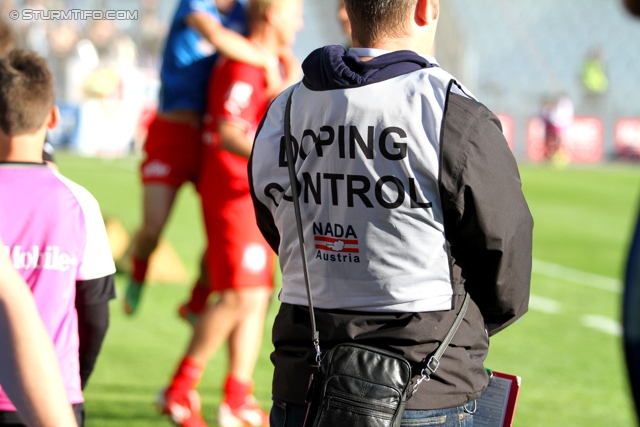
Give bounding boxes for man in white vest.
[249,0,533,425]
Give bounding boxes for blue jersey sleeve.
[160,0,249,114]
[173,0,220,24]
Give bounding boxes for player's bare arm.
[186,11,284,93]
[218,121,253,159]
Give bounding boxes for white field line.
[528,295,622,337]
[582,315,622,337]
[529,261,623,336]
[528,294,562,314]
[532,259,622,293]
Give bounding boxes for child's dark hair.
[0,49,55,136]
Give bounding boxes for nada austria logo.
[313,222,361,263]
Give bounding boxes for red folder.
[474,370,521,427]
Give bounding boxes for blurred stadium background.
[4,0,640,426]
[4,0,640,161]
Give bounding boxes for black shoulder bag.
[281,90,471,427]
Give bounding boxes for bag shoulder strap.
[283,90,321,364]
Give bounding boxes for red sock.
[223,375,252,409]
[186,281,212,315]
[168,357,204,393]
[131,255,149,284]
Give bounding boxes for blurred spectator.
[21,0,50,56]
[136,0,168,68]
[48,23,79,103]
[541,93,574,166]
[581,47,608,95]
[0,1,193,155]
[86,20,118,60]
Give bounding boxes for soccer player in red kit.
[124,0,300,321]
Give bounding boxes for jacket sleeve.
[75,274,116,389]
[248,95,285,255]
[440,93,533,336]
[248,146,281,254]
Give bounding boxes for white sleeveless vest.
[252,63,474,312]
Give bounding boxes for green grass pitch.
[54,153,640,426]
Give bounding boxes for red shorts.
[203,194,275,292]
[140,117,202,187]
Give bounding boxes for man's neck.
[352,38,432,59]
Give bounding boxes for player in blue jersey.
[124,0,300,318]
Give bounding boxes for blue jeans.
[270,399,475,427]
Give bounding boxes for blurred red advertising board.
[526,116,603,163]
[495,113,514,151]
[615,118,640,158]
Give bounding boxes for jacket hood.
[301,45,438,91]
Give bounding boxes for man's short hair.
[345,0,439,46]
[248,0,282,25]
[0,19,16,58]
[0,49,55,136]
[247,0,300,25]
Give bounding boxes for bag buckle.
[427,356,440,373]
[412,356,440,394]
[412,368,430,394]
[313,338,322,366]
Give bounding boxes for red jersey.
[199,56,276,291]
[201,57,270,201]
